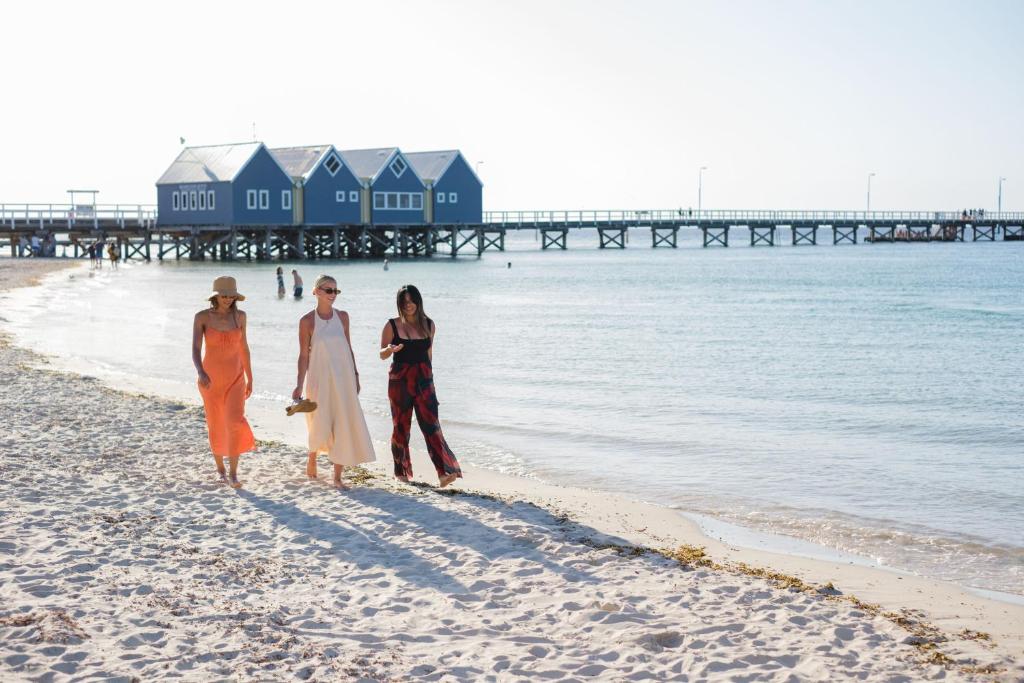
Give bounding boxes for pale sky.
[3,0,1022,211]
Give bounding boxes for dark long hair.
[396,284,432,337]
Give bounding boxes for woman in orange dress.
[191,276,255,487]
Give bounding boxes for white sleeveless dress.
[304,310,376,466]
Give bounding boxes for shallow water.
[3,230,1022,594]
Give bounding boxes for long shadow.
[345,484,610,586]
[235,488,471,595]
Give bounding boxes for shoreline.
[1,258,1021,680]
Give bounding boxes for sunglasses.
[319,287,340,295]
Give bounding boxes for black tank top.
[389,319,432,365]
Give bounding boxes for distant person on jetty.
[380,285,461,487]
[292,269,303,298]
[292,275,375,487]
[192,276,255,488]
[276,266,286,298]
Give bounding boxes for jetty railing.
[482,209,1024,224]
[0,203,158,229]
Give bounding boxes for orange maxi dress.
[198,327,255,457]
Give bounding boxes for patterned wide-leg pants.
[388,362,461,480]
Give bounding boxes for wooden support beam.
[868,226,896,243]
[791,225,818,246]
[651,226,679,248]
[749,226,775,247]
[598,227,626,249]
[972,224,996,241]
[701,226,729,247]
[833,226,858,245]
[541,228,567,250]
[1003,225,1024,241]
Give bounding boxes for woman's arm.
[428,320,435,363]
[379,321,404,360]
[341,311,360,394]
[192,312,210,388]
[239,311,254,399]
[293,314,312,400]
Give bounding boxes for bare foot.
[306,459,317,479]
[438,473,458,488]
[228,474,242,489]
[333,478,350,490]
[217,472,228,484]
[396,475,411,483]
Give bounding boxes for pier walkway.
[2,203,1022,261]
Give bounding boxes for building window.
[448,192,458,204]
[349,190,358,203]
[189,191,198,210]
[373,192,424,211]
[282,190,292,210]
[247,189,257,210]
[199,191,206,210]
[259,190,269,210]
[436,192,445,204]
[336,190,346,203]
[172,192,180,210]
[207,190,215,210]
[389,156,407,178]
[324,153,341,176]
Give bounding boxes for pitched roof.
[157,142,263,184]
[337,147,399,181]
[405,151,458,182]
[268,145,334,180]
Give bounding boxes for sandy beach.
[1,258,1022,681]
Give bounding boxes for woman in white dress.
[292,275,375,487]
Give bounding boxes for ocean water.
[3,230,1022,595]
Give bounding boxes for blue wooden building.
[156,142,293,226]
[339,148,426,225]
[405,150,483,224]
[269,145,363,225]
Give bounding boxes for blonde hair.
[314,274,337,291]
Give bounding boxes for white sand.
[1,259,1021,681]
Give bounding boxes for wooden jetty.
[2,204,1022,261]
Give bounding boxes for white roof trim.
[231,142,296,185]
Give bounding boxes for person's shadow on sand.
[235,488,472,595]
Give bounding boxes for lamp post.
[998,177,1006,213]
[698,166,707,216]
[866,172,876,213]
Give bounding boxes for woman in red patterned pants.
[379,285,462,487]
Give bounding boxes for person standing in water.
[293,275,375,487]
[276,266,286,298]
[192,276,255,487]
[379,285,461,487]
[292,269,303,298]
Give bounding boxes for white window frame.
[172,191,180,210]
[199,190,206,210]
[207,190,215,210]
[349,190,358,203]
[411,193,422,209]
[389,156,407,178]
[386,193,398,209]
[373,191,423,211]
[189,191,197,210]
[436,192,445,204]
[258,189,269,210]
[374,193,385,209]
[282,190,292,210]
[324,154,341,177]
[448,192,458,204]
[336,190,346,203]
[247,189,257,210]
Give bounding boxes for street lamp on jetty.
[866,172,876,213]
[998,177,1006,213]
[698,166,708,217]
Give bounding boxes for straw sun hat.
[210,276,246,301]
